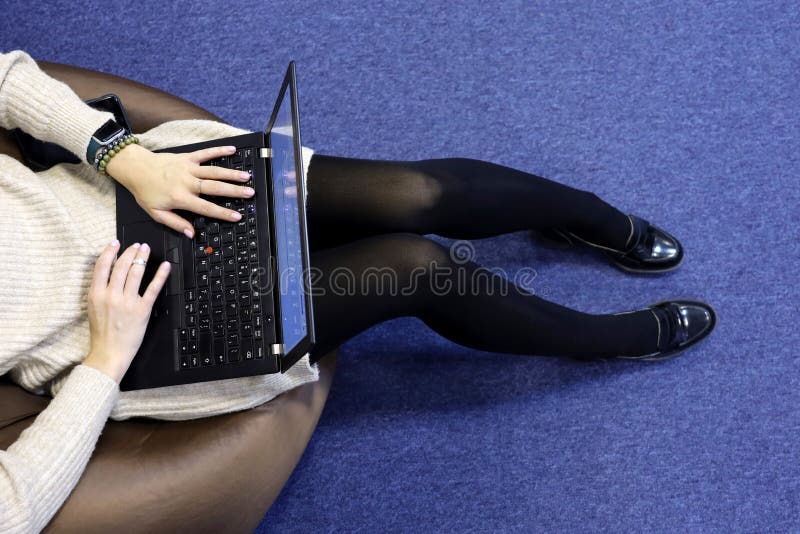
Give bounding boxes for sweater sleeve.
[0,50,113,164]
[0,364,119,534]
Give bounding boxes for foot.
[616,299,717,361]
[533,214,684,273]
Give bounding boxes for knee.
[381,233,454,274]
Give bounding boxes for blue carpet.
[3,1,799,531]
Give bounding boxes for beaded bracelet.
[93,133,139,175]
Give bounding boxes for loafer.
[616,299,717,361]
[533,214,684,273]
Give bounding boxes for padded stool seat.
[0,59,336,534]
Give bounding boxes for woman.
[0,49,715,532]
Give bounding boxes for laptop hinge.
[271,343,285,356]
[259,148,272,158]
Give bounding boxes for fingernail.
[239,171,250,179]
[141,243,150,252]
[133,242,141,248]
[184,228,194,239]
[227,146,237,152]
[110,239,120,247]
[244,187,255,196]
[161,261,171,269]
[231,212,242,221]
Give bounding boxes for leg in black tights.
[303,155,658,363]
[306,155,633,250]
[309,234,659,362]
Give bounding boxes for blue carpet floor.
[3,1,798,531]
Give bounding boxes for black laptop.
[116,62,315,391]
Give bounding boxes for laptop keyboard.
[176,147,270,370]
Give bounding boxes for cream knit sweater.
[0,50,319,533]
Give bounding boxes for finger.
[91,240,121,293]
[124,242,151,298]
[181,195,243,222]
[142,261,172,306]
[194,164,251,182]
[151,208,195,239]
[187,145,237,164]
[195,178,254,199]
[108,243,141,294]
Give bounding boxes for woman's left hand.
[105,143,255,238]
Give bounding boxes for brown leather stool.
[0,60,337,534]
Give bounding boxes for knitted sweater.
[0,50,319,533]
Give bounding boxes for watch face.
[95,119,124,142]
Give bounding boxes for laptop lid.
[264,61,315,369]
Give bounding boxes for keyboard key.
[213,322,225,337]
[189,327,197,339]
[190,355,200,367]
[198,288,209,301]
[210,234,221,248]
[227,333,239,346]
[228,346,240,362]
[180,357,189,369]
[208,222,220,234]
[255,344,265,359]
[212,308,224,323]
[199,332,212,361]
[211,278,223,293]
[224,258,236,273]
[242,338,254,360]
[197,258,209,273]
[199,317,210,331]
[236,221,247,234]
[212,338,225,364]
[227,318,238,331]
[211,291,223,305]
[242,323,253,337]
[241,306,251,321]
[226,301,238,316]
[195,217,206,229]
[198,273,209,286]
[223,244,235,258]
[254,328,262,340]
[225,287,237,301]
[189,340,198,353]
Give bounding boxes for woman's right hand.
[83,240,171,383]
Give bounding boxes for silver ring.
[196,178,203,195]
[132,258,147,266]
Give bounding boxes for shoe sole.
[609,251,684,274]
[616,299,718,361]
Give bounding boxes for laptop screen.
[269,86,308,354]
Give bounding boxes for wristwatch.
[86,119,128,163]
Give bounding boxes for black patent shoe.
[533,214,684,273]
[617,299,717,361]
